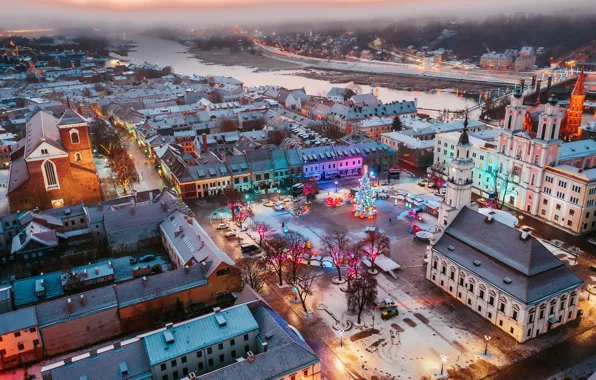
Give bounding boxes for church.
[427,117,584,343]
[7,109,102,212]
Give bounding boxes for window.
[479,290,484,299]
[197,351,203,358]
[161,364,167,371]
[230,338,235,346]
[459,278,464,286]
[469,284,474,293]
[199,362,204,370]
[14,331,21,337]
[231,350,236,358]
[173,370,179,380]
[572,185,581,193]
[219,354,224,363]
[245,345,250,353]
[171,359,177,367]
[558,180,567,188]
[70,130,80,144]
[216,268,230,276]
[18,343,24,351]
[208,359,213,367]
[42,160,59,189]
[218,343,224,350]
[512,310,518,321]
[478,305,482,312]
[510,327,514,334]
[244,334,249,341]
[540,310,545,319]
[543,199,548,205]
[545,176,554,184]
[489,296,495,306]
[183,368,188,376]
[528,329,532,337]
[529,314,534,323]
[570,197,579,205]
[441,266,446,275]
[450,271,455,280]
[499,303,505,312]
[181,356,187,364]
[499,320,503,326]
[207,347,212,354]
[75,152,82,162]
[163,376,168,380]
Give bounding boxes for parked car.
[381,308,399,321]
[224,230,238,238]
[374,297,396,310]
[217,223,230,230]
[364,226,378,233]
[241,243,260,255]
[377,191,389,200]
[417,179,428,187]
[427,182,437,189]
[274,201,285,211]
[138,254,156,263]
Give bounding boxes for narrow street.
[127,139,165,192]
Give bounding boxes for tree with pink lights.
[263,234,286,286]
[284,231,308,284]
[254,222,270,246]
[321,229,352,283]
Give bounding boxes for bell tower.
[504,89,526,131]
[566,68,585,138]
[56,109,96,171]
[536,94,563,141]
[433,115,474,244]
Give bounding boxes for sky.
[0,0,594,29]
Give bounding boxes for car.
[374,297,397,310]
[224,230,238,238]
[381,308,399,321]
[274,201,285,211]
[216,223,230,230]
[138,254,156,263]
[377,192,389,200]
[417,179,428,187]
[364,226,378,233]
[240,244,260,255]
[427,182,437,189]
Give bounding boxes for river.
[112,36,475,113]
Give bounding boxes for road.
[127,139,164,193]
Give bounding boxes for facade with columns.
[427,122,584,343]
[433,91,596,235]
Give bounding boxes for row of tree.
[237,226,388,324]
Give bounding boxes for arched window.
[70,129,80,144]
[42,160,59,189]
[74,152,82,162]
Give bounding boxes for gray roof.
[41,340,151,380]
[199,305,320,380]
[115,265,208,308]
[434,207,583,305]
[329,100,416,120]
[103,192,177,234]
[35,286,118,328]
[56,108,86,126]
[246,149,272,173]
[0,307,37,334]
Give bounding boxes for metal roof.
[0,307,37,335]
[142,304,259,366]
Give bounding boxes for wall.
[40,307,121,356]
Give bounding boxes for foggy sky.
[0,0,594,30]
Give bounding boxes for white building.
[427,120,584,343]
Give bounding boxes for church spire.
[572,68,585,96]
[458,112,470,145]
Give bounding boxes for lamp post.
[484,335,491,355]
[277,189,281,201]
[440,354,447,375]
[338,328,344,347]
[334,180,338,193]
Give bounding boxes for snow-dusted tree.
[347,272,378,325]
[236,257,266,294]
[287,266,319,314]
[263,234,286,286]
[321,229,352,282]
[358,230,390,274]
[283,231,308,285]
[254,222,270,246]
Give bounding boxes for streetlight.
[338,328,344,347]
[277,189,281,201]
[484,335,491,355]
[440,354,447,375]
[334,180,338,193]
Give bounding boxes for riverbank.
[292,69,505,93]
[188,47,303,71]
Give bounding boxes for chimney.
[247,351,255,363]
[114,342,121,349]
[201,261,207,275]
[485,211,496,223]
[262,341,268,352]
[80,294,86,306]
[89,349,97,358]
[161,201,167,212]
[67,298,73,313]
[83,269,87,278]
[94,267,99,275]
[187,217,193,225]
[202,133,208,154]
[142,276,148,287]
[165,322,174,329]
[531,75,536,87]
[184,265,190,274]
[108,261,112,269]
[130,206,136,215]
[97,203,103,211]
[520,227,532,240]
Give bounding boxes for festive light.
[352,166,377,219]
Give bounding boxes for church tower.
[504,89,526,131]
[432,116,474,244]
[566,68,585,138]
[536,94,563,141]
[56,108,96,172]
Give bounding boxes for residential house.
[0,307,42,369]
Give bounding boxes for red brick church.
[7,109,102,212]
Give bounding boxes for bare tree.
[283,231,308,284]
[263,234,286,286]
[487,167,515,210]
[347,272,378,325]
[347,83,362,95]
[321,229,352,282]
[254,222,270,246]
[236,257,266,294]
[287,266,319,314]
[345,249,363,291]
[358,231,390,274]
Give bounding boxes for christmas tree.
[352,166,377,219]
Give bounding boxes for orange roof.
[572,68,585,96]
